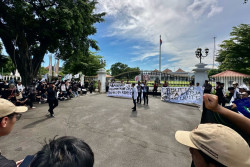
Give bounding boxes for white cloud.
[96,0,224,71]
[187,0,223,19]
[131,51,159,62]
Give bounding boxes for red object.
[212,70,250,77]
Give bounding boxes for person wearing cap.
[175,123,250,167]
[0,98,28,166]
[239,84,249,93]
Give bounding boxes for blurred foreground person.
[176,124,250,167]
[0,98,27,166]
[29,136,94,167]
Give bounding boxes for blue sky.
[31,0,250,72]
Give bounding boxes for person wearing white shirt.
[17,81,25,93]
[131,83,138,111]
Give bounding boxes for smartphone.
[19,155,35,167]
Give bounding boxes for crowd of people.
[1,78,250,167]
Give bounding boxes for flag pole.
[159,35,162,83]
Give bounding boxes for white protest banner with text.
[107,83,132,98]
[161,86,203,105]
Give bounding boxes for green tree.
[0,0,105,86]
[0,42,15,75]
[39,67,49,76]
[62,51,104,76]
[106,69,111,75]
[110,62,140,79]
[110,62,128,76]
[216,24,250,74]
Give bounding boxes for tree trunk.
[1,30,47,87]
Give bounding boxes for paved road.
[0,94,201,167]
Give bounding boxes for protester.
[143,82,149,105]
[46,82,58,117]
[203,80,212,94]
[136,81,142,104]
[16,81,25,93]
[163,81,169,87]
[215,82,225,107]
[175,123,250,167]
[203,94,250,137]
[131,83,138,112]
[15,91,35,109]
[106,81,109,92]
[0,98,28,166]
[153,81,158,96]
[29,136,94,167]
[58,90,67,101]
[232,81,239,99]
[89,81,94,94]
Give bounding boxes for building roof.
[212,70,250,78]
[175,68,185,73]
[162,68,172,73]
[152,69,159,72]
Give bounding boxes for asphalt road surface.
[0,93,201,167]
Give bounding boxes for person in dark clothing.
[215,82,225,107]
[153,81,158,96]
[46,83,58,117]
[143,82,149,105]
[89,81,94,94]
[58,90,66,101]
[131,83,138,112]
[203,80,212,94]
[137,82,142,103]
[30,136,94,167]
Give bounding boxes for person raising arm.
[203,94,250,135]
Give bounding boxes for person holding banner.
[143,82,149,105]
[131,83,138,112]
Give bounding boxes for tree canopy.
[62,51,105,76]
[0,42,15,75]
[110,62,140,79]
[0,0,105,86]
[216,24,250,74]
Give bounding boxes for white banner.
[74,73,79,78]
[161,86,203,105]
[0,75,2,79]
[107,83,132,98]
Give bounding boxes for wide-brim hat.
[175,124,250,167]
[0,98,27,117]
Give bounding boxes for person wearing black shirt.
[143,82,149,105]
[46,83,58,117]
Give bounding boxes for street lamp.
[195,48,209,63]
